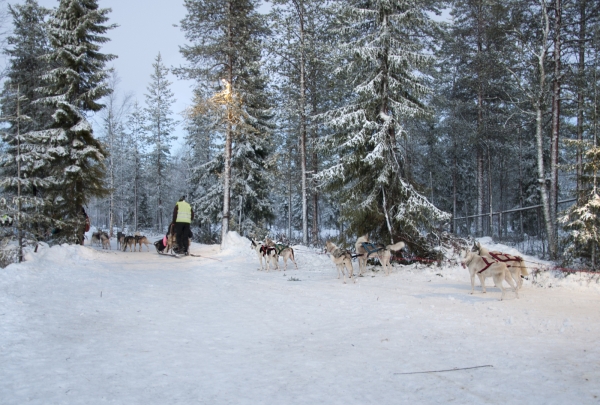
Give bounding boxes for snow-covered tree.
[561,143,600,267]
[178,0,274,246]
[0,0,53,247]
[267,0,334,243]
[144,52,177,232]
[126,100,147,231]
[36,0,115,243]
[316,0,450,243]
[98,70,131,235]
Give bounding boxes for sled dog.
[471,241,528,289]
[355,235,405,276]
[122,235,136,252]
[462,250,519,300]
[91,231,108,248]
[91,232,102,247]
[251,239,279,272]
[265,238,298,271]
[100,233,111,250]
[135,235,150,252]
[116,231,124,250]
[325,240,354,283]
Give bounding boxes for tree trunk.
[549,0,562,258]
[535,0,554,257]
[221,6,233,249]
[293,0,309,245]
[576,0,587,198]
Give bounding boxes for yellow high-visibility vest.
[176,201,192,223]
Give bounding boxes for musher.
[172,196,194,255]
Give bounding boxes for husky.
[355,235,405,276]
[91,232,101,247]
[265,238,298,271]
[122,235,136,252]
[250,239,279,272]
[100,233,111,250]
[472,241,529,289]
[134,235,151,252]
[325,240,354,283]
[116,231,124,250]
[462,250,519,300]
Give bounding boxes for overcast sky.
[5,0,271,148]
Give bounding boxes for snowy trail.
[1,234,599,404]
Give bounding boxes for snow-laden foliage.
[561,144,600,265]
[178,0,275,242]
[144,53,177,232]
[316,0,449,243]
[35,0,115,243]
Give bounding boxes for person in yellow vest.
[172,196,194,255]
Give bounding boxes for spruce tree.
[144,52,177,232]
[38,0,115,243]
[316,0,449,244]
[178,0,274,246]
[0,0,53,253]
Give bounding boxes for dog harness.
[361,242,384,255]
[275,244,289,255]
[477,257,496,274]
[260,245,276,256]
[488,252,523,263]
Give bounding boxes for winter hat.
[179,195,186,201]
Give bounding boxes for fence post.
[499,211,503,240]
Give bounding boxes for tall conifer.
[317,0,449,243]
[39,0,115,243]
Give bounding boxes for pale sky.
[5,0,271,147]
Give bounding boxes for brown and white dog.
[116,231,124,250]
[135,235,151,252]
[462,250,519,300]
[122,235,136,252]
[251,239,279,272]
[325,240,354,283]
[355,234,405,276]
[265,238,298,271]
[100,233,111,250]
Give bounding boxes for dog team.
[253,233,526,301]
[90,230,151,252]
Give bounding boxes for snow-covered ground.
[1,233,599,404]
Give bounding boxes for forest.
[1,0,599,267]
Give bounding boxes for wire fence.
[452,199,576,258]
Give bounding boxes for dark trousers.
[174,222,191,252]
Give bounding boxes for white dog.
[462,250,519,300]
[325,240,354,283]
[251,240,279,272]
[472,241,529,289]
[355,234,405,276]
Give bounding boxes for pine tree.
[98,71,131,235]
[178,0,274,246]
[144,52,177,232]
[38,0,115,243]
[0,0,53,255]
[561,143,600,267]
[267,0,334,243]
[126,100,147,231]
[316,0,449,244]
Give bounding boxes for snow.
[1,233,599,404]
